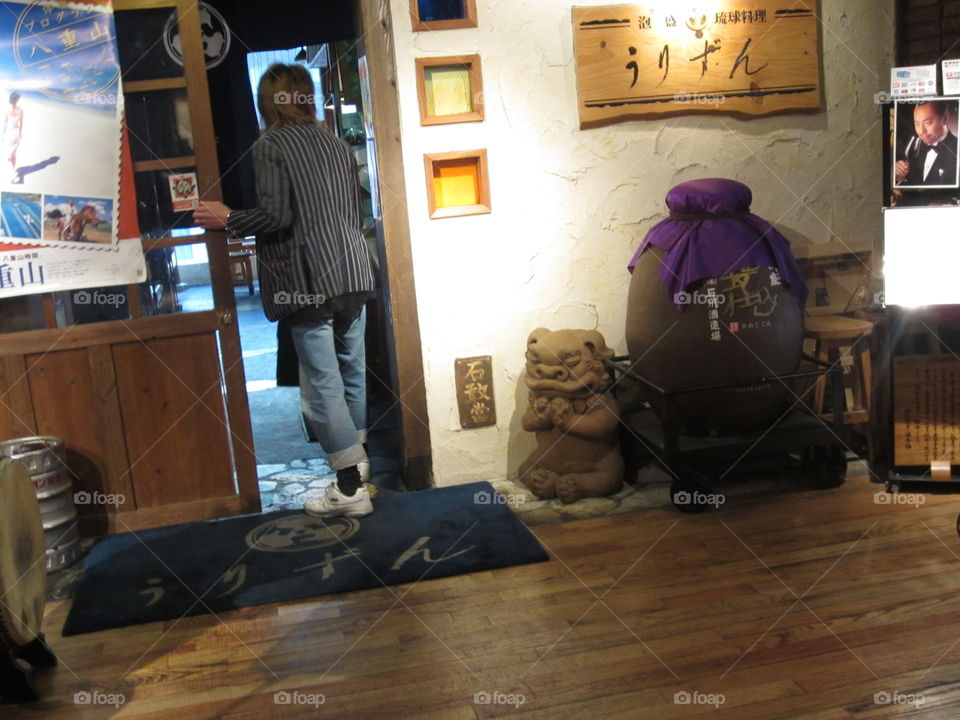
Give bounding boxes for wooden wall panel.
[112,333,235,507]
[0,355,37,440]
[0,311,220,357]
[26,348,133,510]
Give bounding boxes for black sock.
[336,466,362,496]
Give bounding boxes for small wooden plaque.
[455,355,495,428]
[894,355,960,468]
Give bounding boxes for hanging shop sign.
[572,2,822,128]
[0,0,144,300]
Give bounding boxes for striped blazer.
[226,123,374,322]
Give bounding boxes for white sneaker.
[358,460,371,482]
[304,483,373,518]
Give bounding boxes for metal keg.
[0,436,81,571]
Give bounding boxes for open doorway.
[209,33,403,508]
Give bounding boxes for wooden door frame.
[356,0,433,489]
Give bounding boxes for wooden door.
[0,0,259,533]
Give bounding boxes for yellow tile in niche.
[433,160,480,208]
[425,65,473,117]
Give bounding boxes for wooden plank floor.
[7,473,960,719]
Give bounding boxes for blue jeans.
[290,306,368,471]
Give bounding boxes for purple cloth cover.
[628,178,808,311]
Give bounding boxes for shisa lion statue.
[518,328,624,503]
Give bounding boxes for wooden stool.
[229,249,254,295]
[804,314,875,424]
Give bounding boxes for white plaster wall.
[388,0,895,485]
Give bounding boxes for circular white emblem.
[245,515,360,553]
[163,3,231,70]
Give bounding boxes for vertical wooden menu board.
[894,355,960,467]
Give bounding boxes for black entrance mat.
[62,482,548,636]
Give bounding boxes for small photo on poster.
[43,195,114,244]
[0,191,41,239]
[894,97,960,189]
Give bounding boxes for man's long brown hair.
[257,63,318,129]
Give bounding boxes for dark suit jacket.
[903,130,959,186]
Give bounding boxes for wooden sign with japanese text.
[894,355,960,468]
[455,355,496,428]
[572,2,822,127]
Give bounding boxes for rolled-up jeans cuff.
[327,443,367,471]
[358,428,368,444]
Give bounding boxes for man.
[194,64,375,519]
[895,100,959,187]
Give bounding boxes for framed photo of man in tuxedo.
[894,97,960,189]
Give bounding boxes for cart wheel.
[808,446,847,489]
[670,473,715,514]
